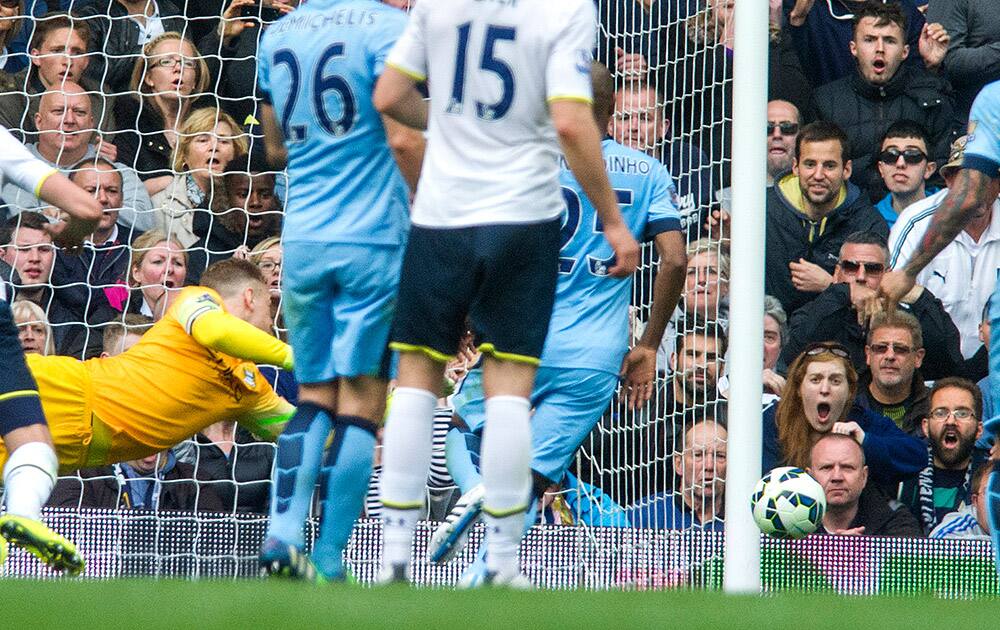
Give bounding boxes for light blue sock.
[312,419,377,580]
[266,402,332,547]
[445,427,482,494]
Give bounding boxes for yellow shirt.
[32,287,295,467]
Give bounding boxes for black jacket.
[779,283,965,380]
[855,369,931,438]
[181,428,275,514]
[48,461,226,512]
[811,65,960,192]
[197,23,263,125]
[817,485,923,537]
[112,94,215,181]
[765,173,888,317]
[75,0,188,94]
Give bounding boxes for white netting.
[0,0,734,587]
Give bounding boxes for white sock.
[3,441,58,520]
[379,387,437,567]
[481,395,532,577]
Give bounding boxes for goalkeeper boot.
[428,483,485,564]
[0,515,84,575]
[259,537,317,582]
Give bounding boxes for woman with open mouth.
[761,341,925,493]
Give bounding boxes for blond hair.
[172,107,248,172]
[10,299,54,356]
[249,236,281,263]
[128,229,188,288]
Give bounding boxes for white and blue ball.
[750,466,826,539]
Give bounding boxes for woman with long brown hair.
[762,342,924,488]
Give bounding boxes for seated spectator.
[0,13,111,136]
[766,100,800,186]
[763,342,925,491]
[112,31,211,195]
[47,450,226,512]
[249,235,280,325]
[810,3,957,191]
[899,378,987,535]
[807,432,922,537]
[196,0,295,125]
[855,311,930,436]
[1,211,119,356]
[874,120,939,229]
[174,420,275,514]
[889,135,1000,365]
[628,419,727,530]
[0,0,24,73]
[926,0,1000,120]
[780,231,964,380]
[186,152,281,283]
[50,158,142,331]
[764,121,887,317]
[762,295,788,394]
[125,228,187,319]
[658,239,728,371]
[75,0,187,94]
[784,0,930,88]
[149,107,246,248]
[662,323,726,417]
[0,83,153,230]
[99,312,152,356]
[930,462,992,539]
[11,297,54,354]
[609,81,713,236]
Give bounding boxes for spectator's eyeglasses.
[838,259,885,275]
[878,147,927,165]
[258,261,281,273]
[767,122,799,136]
[868,342,914,356]
[929,407,976,421]
[804,342,850,358]
[152,56,187,69]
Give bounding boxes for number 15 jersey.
[257,0,410,246]
[387,0,597,228]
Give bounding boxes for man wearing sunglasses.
[888,134,1000,369]
[780,230,964,380]
[875,120,938,229]
[811,2,957,190]
[766,100,801,186]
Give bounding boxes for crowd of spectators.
[0,0,996,543]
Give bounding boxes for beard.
[931,435,976,468]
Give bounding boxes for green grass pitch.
[2,579,999,629]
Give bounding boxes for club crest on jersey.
[967,120,977,143]
[576,49,591,74]
[242,368,257,388]
[197,293,220,306]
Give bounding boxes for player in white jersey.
[374,0,640,585]
[0,125,102,573]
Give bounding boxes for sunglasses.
[804,343,850,359]
[838,259,885,275]
[878,147,927,165]
[869,342,913,356]
[767,122,799,136]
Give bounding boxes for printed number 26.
[273,43,356,142]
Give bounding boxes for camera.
[240,3,282,23]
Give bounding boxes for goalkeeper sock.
[266,402,332,547]
[312,419,376,580]
[444,426,482,494]
[481,395,532,577]
[379,386,436,567]
[2,441,58,520]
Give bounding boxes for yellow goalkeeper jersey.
[12,287,295,472]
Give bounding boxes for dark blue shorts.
[0,300,47,436]
[390,219,561,364]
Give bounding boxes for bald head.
[35,83,95,163]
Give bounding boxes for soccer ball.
[750,467,826,539]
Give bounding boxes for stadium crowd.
[0,0,997,544]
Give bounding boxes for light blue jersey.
[964,80,1000,176]
[542,138,682,374]
[257,0,410,246]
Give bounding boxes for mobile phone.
[240,4,282,23]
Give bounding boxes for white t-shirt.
[0,126,57,203]
[387,0,596,227]
[888,187,1000,358]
